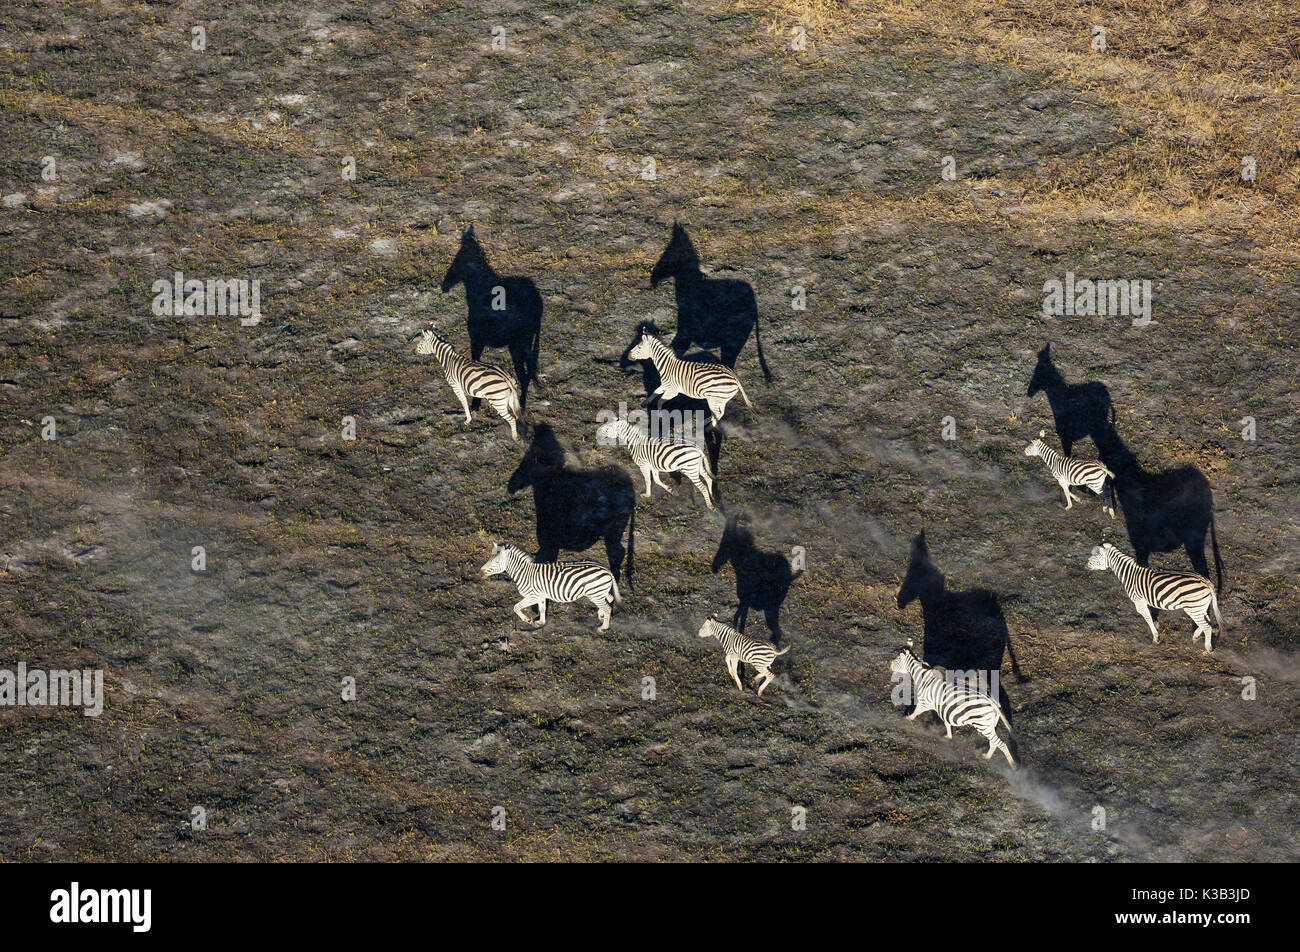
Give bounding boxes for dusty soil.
[1,0,1297,860]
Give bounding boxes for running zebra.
[1086,542,1222,651]
[889,639,1016,768]
[1025,430,1115,516]
[596,418,715,509]
[697,614,789,696]
[628,331,753,421]
[415,326,523,440]
[481,542,621,632]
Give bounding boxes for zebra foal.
[628,331,753,422]
[415,326,523,440]
[481,542,621,631]
[1025,430,1115,516]
[889,640,1016,768]
[697,614,789,696]
[1086,542,1221,651]
[596,418,715,509]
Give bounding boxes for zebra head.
[1086,544,1113,571]
[1024,430,1048,456]
[697,614,722,640]
[415,326,442,356]
[889,638,917,677]
[595,419,624,446]
[481,543,512,577]
[628,332,656,363]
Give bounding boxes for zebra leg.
[944,722,953,739]
[637,462,654,498]
[534,599,547,628]
[756,668,774,696]
[726,655,743,692]
[1189,608,1212,650]
[452,384,473,424]
[593,599,611,632]
[708,398,725,421]
[906,702,930,721]
[689,475,714,510]
[652,469,673,493]
[512,599,533,624]
[1133,598,1159,642]
[1059,481,1073,509]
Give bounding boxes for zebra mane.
[897,642,932,669]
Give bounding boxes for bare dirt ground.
[1,1,1297,860]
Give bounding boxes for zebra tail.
[773,645,791,656]
[1211,589,1223,629]
[610,574,623,603]
[996,705,1012,732]
[736,377,754,411]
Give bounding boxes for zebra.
[596,418,715,509]
[1086,542,1222,651]
[1025,429,1116,517]
[415,326,522,440]
[697,614,789,696]
[889,639,1016,768]
[481,542,622,632]
[627,331,753,422]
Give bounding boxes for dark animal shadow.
[711,515,801,646]
[506,424,635,588]
[619,319,726,502]
[651,222,771,380]
[441,225,543,408]
[1027,342,1114,457]
[897,531,1024,726]
[1094,422,1224,594]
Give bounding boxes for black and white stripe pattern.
[890,640,1015,767]
[697,615,789,695]
[596,419,714,509]
[481,542,621,631]
[416,327,523,440]
[1025,430,1115,516]
[1087,542,1221,651]
[628,332,753,421]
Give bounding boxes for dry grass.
[735,0,1300,262]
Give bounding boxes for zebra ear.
[1039,429,1045,438]
[906,638,914,648]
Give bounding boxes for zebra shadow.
[1027,342,1115,457]
[1093,421,1224,594]
[617,319,727,502]
[650,222,772,380]
[441,225,543,409]
[506,423,636,588]
[710,514,802,647]
[896,531,1024,725]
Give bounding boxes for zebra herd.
[417,292,1225,772]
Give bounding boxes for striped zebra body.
[628,332,752,422]
[481,543,621,631]
[1025,431,1115,516]
[890,642,1015,767]
[596,419,714,509]
[416,327,522,440]
[697,615,789,696]
[1087,542,1221,651]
